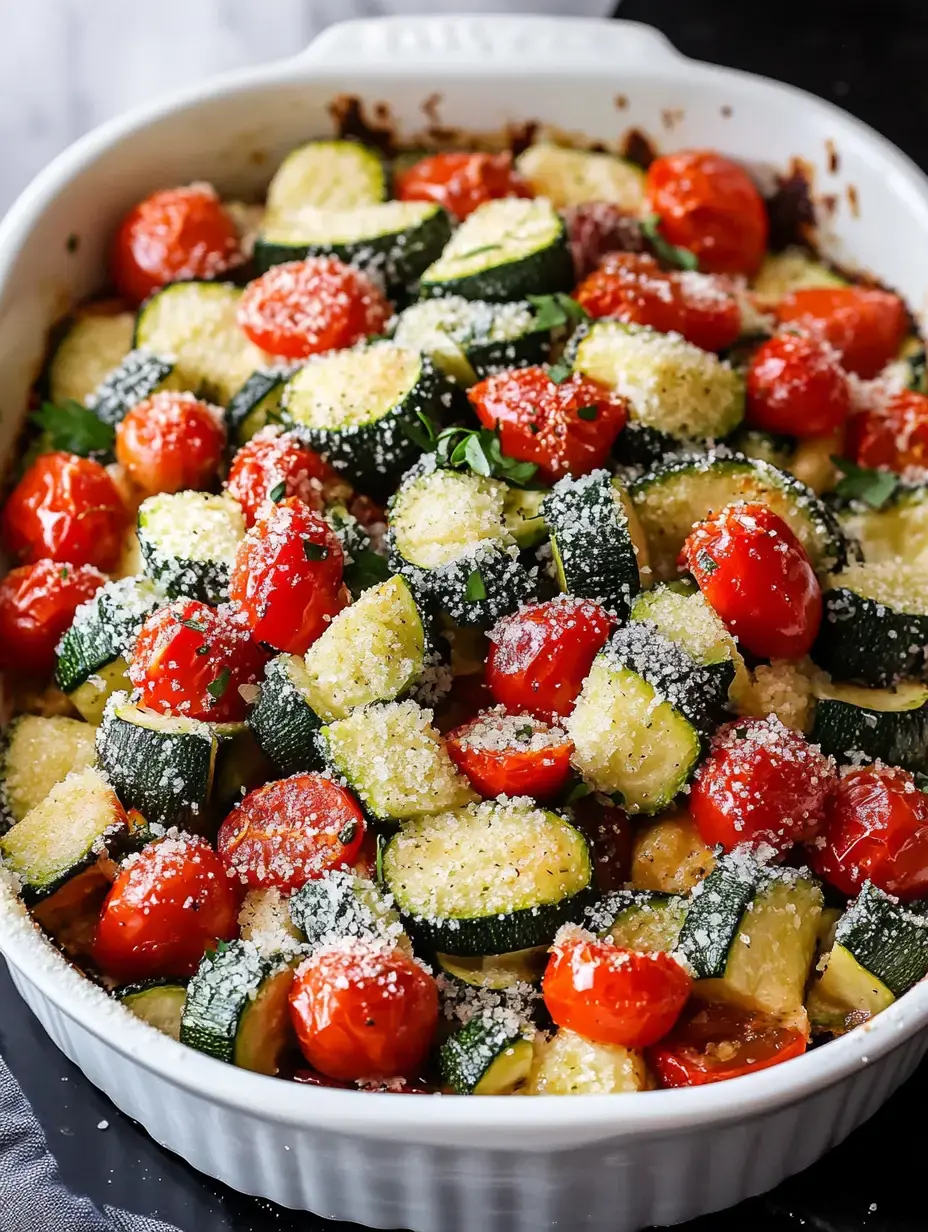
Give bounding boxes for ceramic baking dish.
[2,15,928,1232]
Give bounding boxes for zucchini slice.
[515,142,646,211]
[48,311,135,405]
[439,1013,533,1095]
[1,715,97,829]
[383,800,592,956]
[289,870,406,951]
[319,699,476,824]
[525,1028,650,1094]
[630,808,716,895]
[813,561,928,687]
[138,491,245,605]
[839,484,928,566]
[248,654,324,777]
[503,487,547,550]
[119,982,187,1040]
[227,367,294,445]
[180,941,295,1074]
[419,198,573,302]
[87,349,184,426]
[543,471,644,618]
[811,679,928,774]
[0,766,127,904]
[570,320,745,442]
[134,281,269,405]
[751,247,847,304]
[630,453,848,581]
[587,889,688,954]
[265,140,387,216]
[435,947,548,989]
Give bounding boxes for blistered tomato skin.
[543,935,691,1049]
[226,428,337,527]
[289,946,439,1082]
[115,391,226,498]
[810,766,928,901]
[93,837,240,983]
[446,711,574,800]
[1,452,126,571]
[110,184,242,305]
[681,502,822,660]
[395,151,531,220]
[0,560,106,676]
[691,717,837,855]
[847,388,928,473]
[217,774,366,890]
[776,286,908,379]
[228,497,345,655]
[746,333,851,437]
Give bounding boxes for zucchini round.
[811,679,928,774]
[137,491,245,605]
[439,1012,533,1095]
[248,654,324,777]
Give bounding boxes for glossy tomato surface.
[395,151,530,220]
[115,391,226,498]
[446,710,573,800]
[776,286,908,378]
[0,559,106,676]
[847,388,928,473]
[226,428,337,526]
[746,332,851,437]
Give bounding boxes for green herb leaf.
[433,424,538,486]
[640,213,699,271]
[696,548,719,576]
[30,400,115,457]
[207,667,231,702]
[831,456,900,510]
[338,820,358,846]
[465,569,487,602]
[268,480,286,503]
[343,548,391,596]
[181,618,207,633]
[576,404,599,421]
[565,779,593,804]
[303,539,329,562]
[914,772,928,794]
[547,361,572,385]
[59,566,70,580]
[515,723,534,742]
[526,293,590,332]
[375,833,387,886]
[462,432,492,476]
[402,406,440,452]
[195,644,210,656]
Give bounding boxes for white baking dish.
[2,15,928,1232]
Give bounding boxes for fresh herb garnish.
[515,723,535,742]
[338,820,358,846]
[831,456,900,510]
[195,644,210,656]
[30,399,115,457]
[547,361,572,385]
[181,618,207,632]
[303,539,329,562]
[696,548,719,576]
[915,772,928,794]
[465,569,487,602]
[576,404,598,421]
[565,779,593,804]
[640,213,699,271]
[434,424,538,485]
[375,833,388,886]
[527,293,590,332]
[207,667,231,701]
[343,548,391,596]
[402,406,440,453]
[268,480,286,503]
[59,566,70,580]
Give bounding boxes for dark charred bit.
[819,194,839,218]
[421,93,443,126]
[720,104,733,118]
[328,95,397,156]
[615,94,629,110]
[622,128,657,170]
[826,139,840,174]
[505,120,539,158]
[847,183,860,219]
[765,162,816,252]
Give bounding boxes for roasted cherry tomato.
[228,497,345,654]
[563,201,648,280]
[543,933,691,1049]
[574,252,742,352]
[468,366,627,485]
[647,998,807,1087]
[570,794,633,893]
[395,151,530,221]
[809,765,928,901]
[0,559,106,676]
[93,837,240,982]
[129,598,269,723]
[486,597,613,719]
[225,427,337,527]
[115,391,226,498]
[218,774,366,890]
[237,256,391,360]
[680,502,822,660]
[846,388,928,473]
[691,717,836,854]
[776,287,908,379]
[645,149,768,276]
[110,184,242,305]
[446,709,573,800]
[1,451,126,571]
[289,945,439,1082]
[746,332,851,437]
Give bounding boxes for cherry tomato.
[570,794,633,893]
[93,836,240,982]
[395,151,530,221]
[776,287,908,379]
[228,497,345,654]
[0,559,106,676]
[129,598,269,723]
[218,774,366,890]
[543,933,691,1049]
[690,717,836,854]
[746,333,851,437]
[562,201,647,280]
[289,945,439,1082]
[446,709,573,800]
[237,257,390,360]
[847,388,928,473]
[574,252,742,352]
[468,366,627,485]
[486,597,613,719]
[115,391,226,498]
[225,427,336,527]
[647,998,807,1087]
[433,672,496,735]
[110,184,242,306]
[645,149,768,276]
[2,451,126,570]
[810,766,928,901]
[680,502,822,660]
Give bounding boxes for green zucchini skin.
[180,941,280,1065]
[836,882,928,998]
[395,539,539,632]
[813,586,928,688]
[676,853,762,979]
[585,889,687,953]
[812,692,928,774]
[54,576,162,696]
[89,350,178,426]
[612,422,680,469]
[288,871,403,950]
[226,367,293,445]
[248,655,324,777]
[403,890,594,958]
[119,980,187,1039]
[439,1013,532,1095]
[137,492,245,606]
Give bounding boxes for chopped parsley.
[576,404,599,421]
[207,667,231,701]
[526,292,590,332]
[640,213,699,271]
[547,361,572,385]
[303,539,329,562]
[268,480,286,503]
[464,569,487,602]
[343,548,391,596]
[338,820,359,846]
[30,399,115,457]
[181,618,207,633]
[832,456,900,510]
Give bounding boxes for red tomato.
[228,498,345,654]
[237,257,390,360]
[691,717,836,854]
[93,836,240,982]
[574,252,742,352]
[543,934,691,1049]
[810,766,928,901]
[570,795,633,893]
[129,598,269,723]
[468,366,627,485]
[0,560,106,676]
[289,945,439,1082]
[217,774,366,890]
[110,184,242,305]
[486,597,613,719]
[746,333,851,437]
[446,709,573,800]
[645,149,768,276]
[115,391,226,498]
[648,998,807,1087]
[680,502,822,660]
[395,151,530,221]
[2,452,126,571]
[562,202,647,280]
[847,389,928,474]
[225,428,335,527]
[776,287,908,379]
